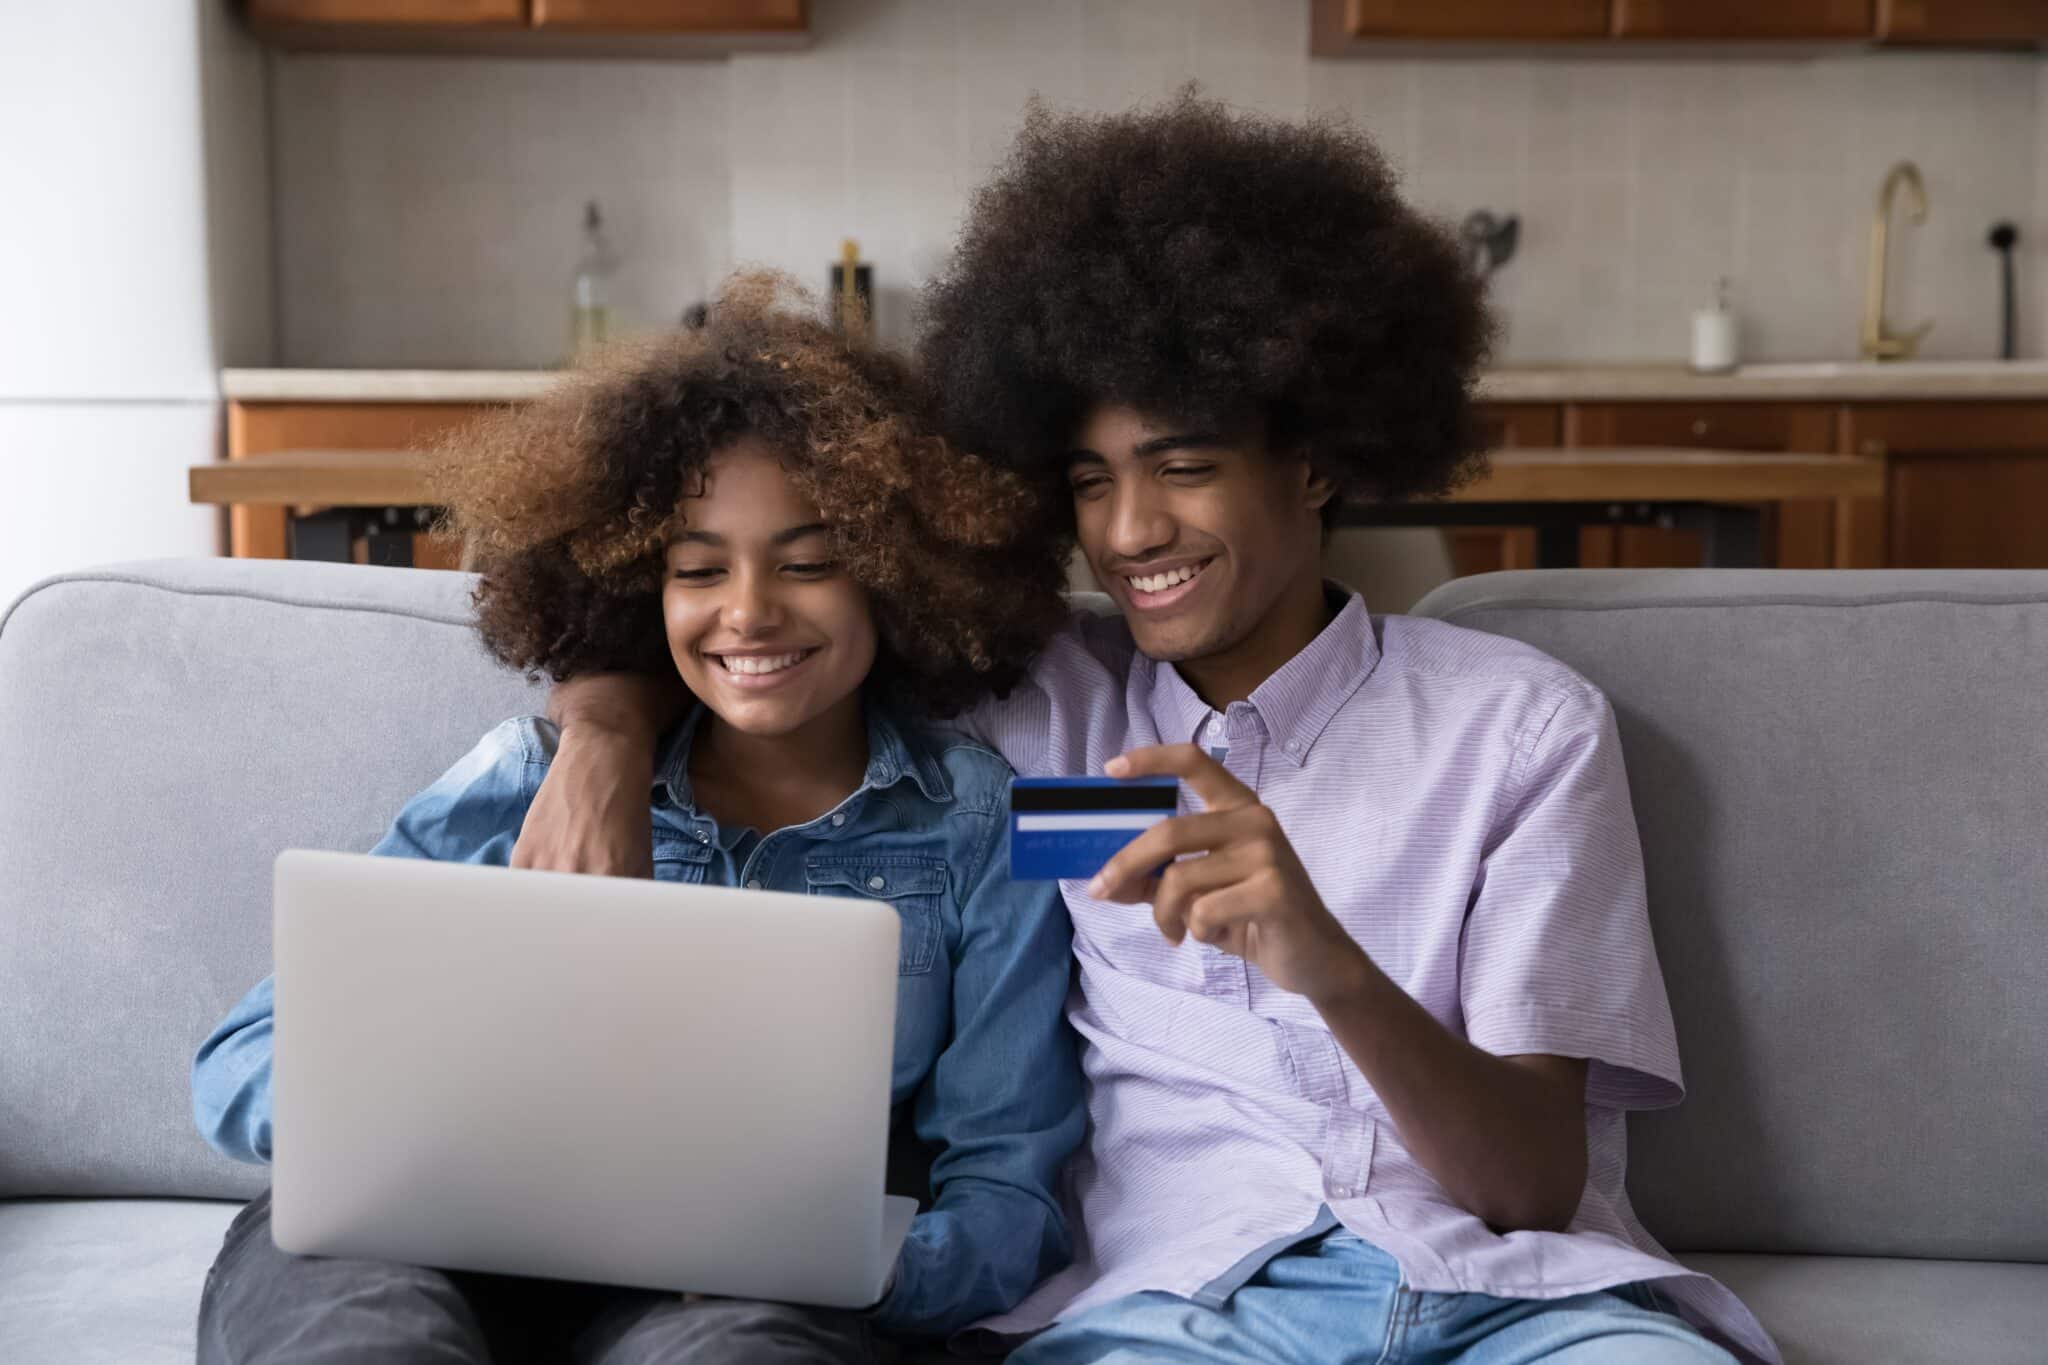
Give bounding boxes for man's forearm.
[545,671,690,739]
[514,672,689,876]
[1311,954,1588,1233]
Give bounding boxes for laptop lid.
[270,848,912,1308]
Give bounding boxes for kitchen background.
[271,4,2048,368]
[4,0,2047,607]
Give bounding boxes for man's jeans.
[196,1191,881,1365]
[1008,1229,1738,1365]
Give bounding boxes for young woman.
[190,273,1084,1365]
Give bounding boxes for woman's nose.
[721,572,784,635]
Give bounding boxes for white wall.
[268,0,2047,367]
[270,56,730,369]
[0,0,270,608]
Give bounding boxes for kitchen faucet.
[1861,161,1933,362]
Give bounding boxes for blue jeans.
[1008,1230,1735,1365]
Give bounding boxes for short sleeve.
[954,609,1136,779]
[1459,685,1684,1111]
[370,716,553,865]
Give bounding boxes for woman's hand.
[510,673,684,877]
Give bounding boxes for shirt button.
[1285,739,1302,754]
[745,879,761,890]
[831,813,846,827]
[867,875,886,891]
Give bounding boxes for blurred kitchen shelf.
[1312,0,2048,51]
[244,0,810,57]
[221,362,2048,406]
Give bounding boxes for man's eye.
[1070,477,1110,497]
[1162,464,1216,481]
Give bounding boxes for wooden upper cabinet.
[1876,0,2048,44]
[248,0,524,23]
[529,0,803,30]
[1612,0,1874,38]
[1322,0,1609,40]
[245,0,807,48]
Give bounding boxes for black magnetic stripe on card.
[1011,785,1180,814]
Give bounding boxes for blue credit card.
[1009,776,1180,882]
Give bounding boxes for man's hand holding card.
[1078,745,1372,1007]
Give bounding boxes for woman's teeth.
[717,651,808,675]
[1128,562,1206,594]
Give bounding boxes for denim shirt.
[192,702,1085,1338]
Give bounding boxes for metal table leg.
[1535,523,1581,569]
[362,508,416,568]
[288,511,354,562]
[1676,505,1766,567]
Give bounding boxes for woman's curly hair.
[430,271,1069,718]
[918,90,1495,519]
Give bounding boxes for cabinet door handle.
[1690,417,1711,438]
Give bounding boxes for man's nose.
[1103,483,1175,562]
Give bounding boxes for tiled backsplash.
[271,0,2046,369]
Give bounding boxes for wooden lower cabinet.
[218,395,2042,576]
[1445,404,1561,576]
[1565,402,1844,568]
[225,401,490,567]
[1877,0,2048,45]
[1847,403,2048,568]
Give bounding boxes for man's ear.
[1301,461,1336,514]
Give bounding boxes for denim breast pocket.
[651,833,712,884]
[804,856,946,976]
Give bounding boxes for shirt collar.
[1142,585,1380,768]
[649,697,951,812]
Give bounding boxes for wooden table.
[1340,447,1888,567]
[191,446,1888,569]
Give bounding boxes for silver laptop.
[270,848,917,1308]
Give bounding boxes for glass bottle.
[570,200,616,363]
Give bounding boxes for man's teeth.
[719,652,807,675]
[1128,563,1204,594]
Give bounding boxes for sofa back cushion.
[0,560,544,1199]
[1411,569,2048,1263]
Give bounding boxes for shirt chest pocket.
[651,834,712,884]
[804,857,946,976]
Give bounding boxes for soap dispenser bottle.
[1690,277,1739,374]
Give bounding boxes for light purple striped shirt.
[962,592,1779,1365]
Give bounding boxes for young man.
[523,97,1779,1365]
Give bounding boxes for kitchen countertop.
[220,360,2048,405]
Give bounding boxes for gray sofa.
[2,558,2043,1364]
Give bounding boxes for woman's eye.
[669,568,722,582]
[783,561,835,578]
[1070,476,1110,498]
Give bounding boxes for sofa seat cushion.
[1685,1252,2048,1365]
[0,1197,240,1364]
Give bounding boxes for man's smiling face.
[1068,403,1330,666]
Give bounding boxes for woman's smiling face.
[661,435,877,738]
